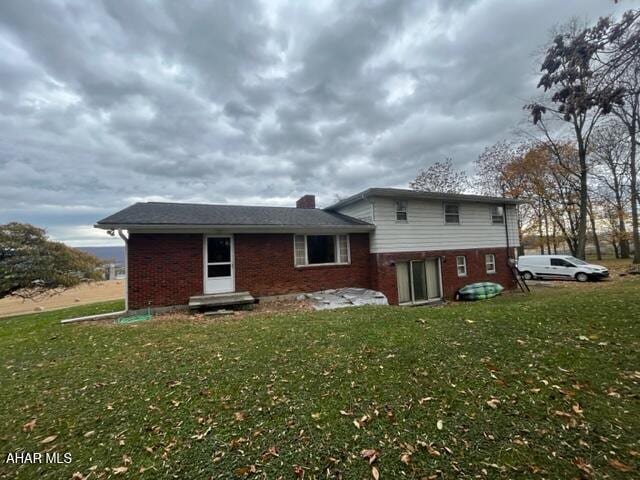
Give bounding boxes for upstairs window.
[491,205,505,224]
[444,203,460,224]
[294,234,350,266]
[456,256,467,277]
[396,201,408,221]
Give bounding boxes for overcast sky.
[0,0,629,246]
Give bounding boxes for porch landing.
[188,291,255,310]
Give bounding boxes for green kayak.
[456,282,504,301]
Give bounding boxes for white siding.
[337,199,374,223]
[337,197,519,253]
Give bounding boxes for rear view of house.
[95,188,521,311]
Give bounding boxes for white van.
[517,255,609,282]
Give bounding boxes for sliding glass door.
[396,259,441,304]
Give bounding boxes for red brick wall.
[127,233,203,310]
[127,233,513,309]
[235,233,372,296]
[126,232,372,309]
[372,247,516,305]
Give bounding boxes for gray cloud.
[0,0,627,245]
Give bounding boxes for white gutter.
[94,224,374,233]
[118,229,129,312]
[61,310,127,324]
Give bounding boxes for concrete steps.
[188,291,255,310]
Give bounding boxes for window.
[456,256,467,277]
[491,205,505,224]
[551,258,573,267]
[566,256,587,265]
[444,203,460,224]
[396,201,408,221]
[485,253,496,274]
[294,234,350,266]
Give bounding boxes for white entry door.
[205,236,234,294]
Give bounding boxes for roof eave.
[94,223,375,233]
[326,189,524,210]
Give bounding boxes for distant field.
[0,280,124,318]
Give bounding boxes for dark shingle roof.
[326,187,524,210]
[96,202,373,229]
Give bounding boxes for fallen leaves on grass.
[22,419,36,432]
[436,419,443,430]
[261,446,279,460]
[486,398,501,409]
[371,466,380,479]
[234,465,257,476]
[608,459,634,472]
[40,435,57,444]
[112,466,128,475]
[573,457,594,476]
[360,449,380,464]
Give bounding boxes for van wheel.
[521,271,534,281]
[575,272,589,282]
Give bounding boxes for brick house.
[95,188,521,311]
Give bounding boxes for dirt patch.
[0,280,124,318]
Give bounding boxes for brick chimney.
[296,194,316,209]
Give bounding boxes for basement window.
[485,253,496,274]
[456,256,467,277]
[294,234,350,266]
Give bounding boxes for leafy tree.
[410,158,468,193]
[0,223,104,299]
[525,15,633,259]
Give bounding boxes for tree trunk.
[588,204,602,260]
[630,118,640,264]
[617,199,630,258]
[613,239,619,259]
[543,209,552,254]
[538,211,545,255]
[576,142,589,260]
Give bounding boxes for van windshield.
[566,256,588,265]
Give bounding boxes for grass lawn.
[1,280,639,479]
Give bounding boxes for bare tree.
[608,17,640,262]
[474,140,531,196]
[591,122,631,258]
[526,16,631,259]
[410,158,469,193]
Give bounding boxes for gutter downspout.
[118,229,129,312]
[503,203,510,254]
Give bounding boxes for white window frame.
[456,255,467,277]
[444,203,460,225]
[396,200,408,222]
[485,253,496,274]
[294,234,351,267]
[491,205,505,225]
